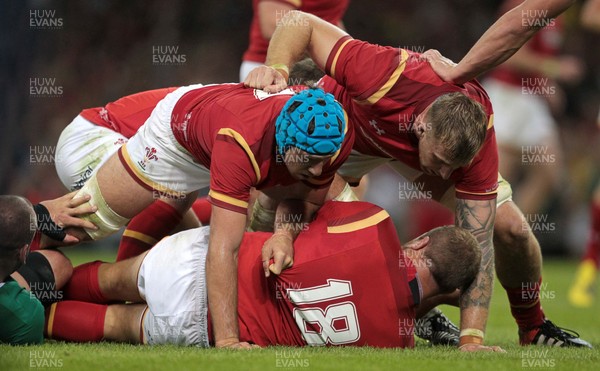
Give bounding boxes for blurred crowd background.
[1,0,599,255]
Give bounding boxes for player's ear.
[403,235,429,251]
[414,113,430,138]
[19,244,30,263]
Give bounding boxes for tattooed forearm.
[455,198,496,313]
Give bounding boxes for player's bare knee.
[494,204,531,249]
[35,250,73,289]
[99,255,145,302]
[159,190,198,213]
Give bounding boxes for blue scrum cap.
[275,88,346,156]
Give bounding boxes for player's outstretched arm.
[454,198,501,352]
[244,11,348,93]
[428,0,575,84]
[206,205,257,349]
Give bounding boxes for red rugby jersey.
[233,201,418,347]
[488,0,564,88]
[243,0,349,63]
[79,87,177,138]
[170,83,354,214]
[321,36,499,200]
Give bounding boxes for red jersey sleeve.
[208,134,260,214]
[325,37,410,104]
[454,126,499,200]
[453,81,499,200]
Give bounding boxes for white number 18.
[287,279,361,346]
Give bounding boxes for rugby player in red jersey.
[46,201,488,349]
[240,0,349,81]
[67,84,352,349]
[55,87,207,261]
[244,12,592,349]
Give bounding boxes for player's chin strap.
[458,328,485,348]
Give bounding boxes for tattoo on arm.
[455,198,496,309]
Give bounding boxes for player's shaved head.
[423,225,481,293]
[0,195,36,254]
[427,92,488,167]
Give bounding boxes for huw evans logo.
[30,78,63,97]
[29,9,63,29]
[152,45,186,65]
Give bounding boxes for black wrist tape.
[33,203,67,241]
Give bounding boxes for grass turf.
[1,257,598,371]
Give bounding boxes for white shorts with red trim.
[138,227,210,346]
[55,115,127,191]
[120,84,210,197]
[338,150,512,207]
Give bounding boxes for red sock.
[582,201,600,268]
[116,200,184,261]
[62,261,110,303]
[503,278,545,330]
[45,301,107,342]
[192,197,212,225]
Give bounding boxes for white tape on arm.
[75,174,130,240]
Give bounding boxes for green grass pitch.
[1,255,598,370]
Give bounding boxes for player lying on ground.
[244,11,592,348]
[47,201,497,350]
[66,84,351,349]
[0,194,94,344]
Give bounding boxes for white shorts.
[483,79,557,148]
[240,60,263,82]
[338,151,513,207]
[55,116,127,191]
[138,227,210,346]
[121,84,211,196]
